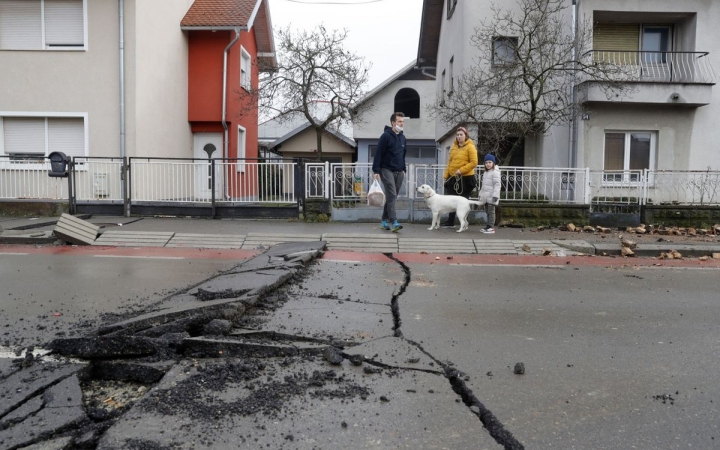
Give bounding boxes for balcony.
[579,50,717,106]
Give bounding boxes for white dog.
[416,184,486,233]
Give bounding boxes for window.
[236,125,246,172]
[394,88,420,119]
[448,56,454,95]
[603,131,656,183]
[0,0,86,51]
[0,115,86,162]
[240,46,251,90]
[446,0,457,19]
[492,36,518,66]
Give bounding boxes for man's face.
[393,117,405,128]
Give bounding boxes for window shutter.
[44,0,84,47]
[3,117,45,154]
[48,117,84,158]
[593,24,640,51]
[0,0,42,50]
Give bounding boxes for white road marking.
[0,252,29,255]
[93,255,185,260]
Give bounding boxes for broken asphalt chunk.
[322,347,344,365]
[90,360,176,383]
[47,336,158,359]
[0,363,85,418]
[0,375,86,450]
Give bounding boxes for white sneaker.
[480,227,495,234]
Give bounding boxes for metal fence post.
[408,163,415,222]
[324,160,330,200]
[125,157,132,216]
[68,158,76,214]
[584,167,591,205]
[210,159,216,218]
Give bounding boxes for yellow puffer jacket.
[444,139,478,179]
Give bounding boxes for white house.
[418,0,719,171]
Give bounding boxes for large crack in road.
[383,253,525,450]
[1,242,525,449]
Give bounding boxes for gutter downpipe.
[222,29,241,200]
[119,0,128,216]
[569,0,578,168]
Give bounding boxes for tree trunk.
[315,127,323,161]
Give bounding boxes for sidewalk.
[2,214,720,257]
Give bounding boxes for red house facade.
[181,0,276,200]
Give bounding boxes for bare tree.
[239,25,371,160]
[428,0,635,165]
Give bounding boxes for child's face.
[485,161,494,169]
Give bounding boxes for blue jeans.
[379,168,404,222]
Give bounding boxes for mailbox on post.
[48,152,70,178]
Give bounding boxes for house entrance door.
[193,132,223,200]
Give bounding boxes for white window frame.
[0,111,88,169]
[0,0,88,51]
[236,124,246,172]
[602,130,656,185]
[492,36,518,66]
[240,46,251,90]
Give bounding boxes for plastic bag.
[367,179,386,207]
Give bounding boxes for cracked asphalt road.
[1,245,719,449]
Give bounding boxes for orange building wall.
[187,28,261,199]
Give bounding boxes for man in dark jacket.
[372,112,406,232]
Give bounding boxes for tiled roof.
[181,0,257,28]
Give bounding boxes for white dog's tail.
[467,199,486,206]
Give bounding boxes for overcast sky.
[268,0,424,90]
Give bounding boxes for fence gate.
[588,170,644,227]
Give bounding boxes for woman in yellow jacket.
[441,126,478,227]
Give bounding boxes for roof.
[354,60,418,108]
[417,0,443,68]
[181,0,276,69]
[181,0,256,28]
[269,122,356,150]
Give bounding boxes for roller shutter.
[0,0,42,50]
[593,24,640,64]
[45,0,84,47]
[48,118,85,158]
[3,118,45,155]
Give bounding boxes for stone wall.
[643,206,720,228]
[303,199,331,222]
[497,204,590,227]
[0,201,69,217]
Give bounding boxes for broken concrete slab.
[552,239,595,255]
[53,213,99,246]
[0,375,86,450]
[96,357,500,450]
[343,336,441,373]
[90,360,176,383]
[16,436,74,450]
[47,336,158,359]
[189,269,292,300]
[0,394,44,428]
[227,241,326,274]
[258,294,392,343]
[0,363,85,418]
[182,336,328,358]
[98,296,250,336]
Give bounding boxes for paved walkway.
[2,215,719,257]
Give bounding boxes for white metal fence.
[4,158,720,209]
[588,51,718,84]
[306,164,720,208]
[129,158,297,204]
[73,158,124,203]
[0,157,68,199]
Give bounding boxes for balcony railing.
[587,50,718,84]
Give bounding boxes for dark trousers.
[443,175,475,224]
[380,168,404,222]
